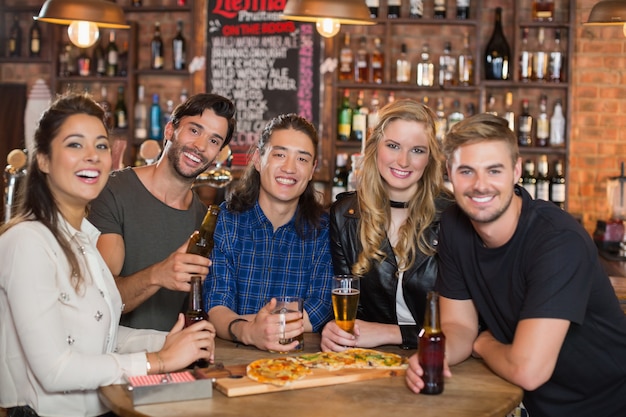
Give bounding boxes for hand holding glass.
[270,296,304,353]
[332,275,360,333]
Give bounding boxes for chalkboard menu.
[207,1,321,167]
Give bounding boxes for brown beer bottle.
[187,205,220,257]
[418,291,445,395]
[185,275,209,367]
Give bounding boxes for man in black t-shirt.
[405,113,626,417]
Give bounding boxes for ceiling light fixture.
[584,0,626,37]
[281,0,375,38]
[35,0,129,48]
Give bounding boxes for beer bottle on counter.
[184,275,209,368]
[187,205,221,258]
[419,291,445,395]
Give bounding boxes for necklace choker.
[390,200,409,209]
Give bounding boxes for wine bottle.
[549,99,565,147]
[184,275,209,368]
[518,99,532,147]
[29,20,41,57]
[396,43,411,83]
[149,93,163,140]
[484,7,510,80]
[151,22,164,70]
[338,33,354,82]
[456,0,470,19]
[8,14,22,57]
[416,43,434,87]
[114,86,128,129]
[536,155,550,201]
[519,28,532,82]
[532,28,548,82]
[187,205,220,258]
[536,95,549,147]
[370,37,384,84]
[388,0,401,18]
[366,0,379,18]
[438,41,456,88]
[458,33,473,86]
[98,86,114,130]
[550,160,566,209]
[549,29,564,82]
[419,291,445,395]
[105,31,118,77]
[332,153,349,201]
[434,0,446,19]
[520,159,537,199]
[134,85,148,141]
[338,89,352,141]
[354,36,369,83]
[93,38,106,76]
[173,20,186,70]
[351,90,367,142]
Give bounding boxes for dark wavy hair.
[227,113,325,237]
[170,93,237,148]
[0,92,108,292]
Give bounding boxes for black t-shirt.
[437,185,626,417]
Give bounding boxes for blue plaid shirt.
[204,201,333,332]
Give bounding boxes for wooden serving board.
[212,365,405,397]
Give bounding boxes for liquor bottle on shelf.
[549,29,564,82]
[58,43,70,77]
[504,91,515,132]
[456,0,470,19]
[332,153,349,201]
[536,95,549,147]
[134,85,148,141]
[184,275,209,368]
[484,7,510,80]
[435,98,447,142]
[339,33,354,82]
[92,38,106,76]
[388,0,401,18]
[118,41,129,76]
[368,91,381,133]
[77,49,91,77]
[371,38,384,84]
[396,43,411,83]
[439,42,456,88]
[351,91,367,142]
[520,159,537,199]
[434,0,446,18]
[410,0,424,18]
[151,22,165,70]
[486,94,497,115]
[29,20,41,57]
[97,86,113,130]
[163,99,174,126]
[536,155,550,201]
[416,43,434,87]
[519,27,532,82]
[458,33,473,86]
[518,99,533,147]
[105,31,118,77]
[366,0,379,18]
[419,291,445,395]
[354,36,369,83]
[8,14,22,57]
[173,20,186,70]
[532,0,554,22]
[550,160,566,209]
[338,89,352,141]
[150,93,163,140]
[447,100,464,131]
[550,99,565,147]
[532,28,548,82]
[114,86,128,129]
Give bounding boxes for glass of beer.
[332,275,360,333]
[270,296,304,353]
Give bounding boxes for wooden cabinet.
[321,0,573,209]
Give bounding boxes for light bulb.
[68,21,100,48]
[316,18,341,38]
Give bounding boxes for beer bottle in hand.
[418,291,445,394]
[185,275,209,368]
[187,205,220,257]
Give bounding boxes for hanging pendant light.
[281,0,375,38]
[35,0,129,48]
[584,0,626,37]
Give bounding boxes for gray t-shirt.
[88,167,207,331]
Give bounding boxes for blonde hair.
[353,99,447,276]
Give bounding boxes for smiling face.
[376,119,431,202]
[37,113,111,211]
[254,128,316,211]
[447,140,522,227]
[166,109,229,179]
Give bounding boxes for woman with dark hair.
[0,93,215,417]
[321,99,454,351]
[204,113,334,352]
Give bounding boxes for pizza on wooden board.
[246,357,312,386]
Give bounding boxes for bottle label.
[537,183,549,201]
[31,39,40,54]
[551,184,565,203]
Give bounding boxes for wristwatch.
[228,318,248,343]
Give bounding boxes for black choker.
[390,200,409,209]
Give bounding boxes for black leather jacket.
[329,191,454,349]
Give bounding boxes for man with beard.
[89,93,236,331]
[405,114,626,417]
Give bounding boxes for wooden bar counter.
[99,333,522,417]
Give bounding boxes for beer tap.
[4,148,28,223]
[193,145,232,189]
